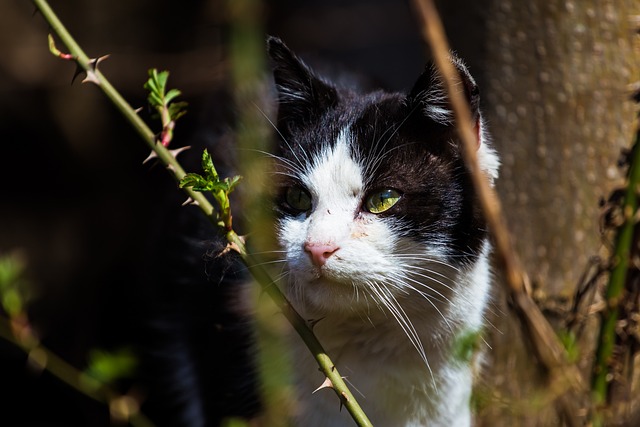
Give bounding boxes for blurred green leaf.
[84,348,138,385]
[558,330,579,364]
[2,289,23,317]
[452,329,482,365]
[221,418,249,427]
[0,253,28,317]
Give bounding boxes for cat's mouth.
[307,268,355,289]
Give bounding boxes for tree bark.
[484,0,639,294]
[473,0,640,425]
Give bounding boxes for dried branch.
[411,0,590,425]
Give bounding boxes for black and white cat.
[267,37,499,426]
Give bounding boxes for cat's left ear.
[267,36,338,129]
[406,54,482,147]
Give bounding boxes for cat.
[267,36,499,426]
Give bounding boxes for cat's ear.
[267,36,338,127]
[406,54,481,144]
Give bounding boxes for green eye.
[365,189,401,214]
[285,186,312,212]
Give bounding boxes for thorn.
[181,197,199,207]
[166,164,175,173]
[312,377,334,394]
[142,151,158,165]
[81,70,100,85]
[71,64,84,84]
[134,107,143,114]
[169,145,191,158]
[308,317,326,330]
[88,54,110,71]
[219,241,241,257]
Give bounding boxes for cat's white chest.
[289,311,476,427]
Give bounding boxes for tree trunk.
[472,0,640,424]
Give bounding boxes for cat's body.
[268,37,499,426]
[142,37,498,427]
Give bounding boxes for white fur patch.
[477,117,500,184]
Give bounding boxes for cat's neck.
[288,243,492,427]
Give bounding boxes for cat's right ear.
[267,37,338,128]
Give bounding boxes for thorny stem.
[412,0,589,426]
[32,0,372,425]
[34,0,214,220]
[227,232,372,427]
[592,121,640,410]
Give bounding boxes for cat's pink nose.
[304,242,339,267]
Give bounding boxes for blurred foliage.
[82,347,138,387]
[0,252,28,318]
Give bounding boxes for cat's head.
[267,37,498,315]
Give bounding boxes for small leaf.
[558,330,580,363]
[84,348,138,385]
[156,70,169,92]
[226,175,243,192]
[168,102,188,121]
[201,150,218,180]
[179,173,210,191]
[452,329,482,365]
[144,70,158,92]
[2,288,23,317]
[164,88,182,105]
[0,253,28,317]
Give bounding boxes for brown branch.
[411,0,591,425]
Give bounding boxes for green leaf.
[168,102,188,121]
[2,288,22,317]
[156,70,169,93]
[201,150,218,180]
[452,329,483,365]
[165,88,182,105]
[144,69,159,93]
[226,175,243,192]
[179,173,211,191]
[0,256,22,291]
[0,253,28,316]
[84,348,138,385]
[558,330,580,363]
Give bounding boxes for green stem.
[34,0,213,218]
[32,1,372,425]
[0,316,155,427]
[227,232,372,427]
[592,126,640,410]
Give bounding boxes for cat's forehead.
[304,127,363,198]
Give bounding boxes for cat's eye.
[285,186,312,213]
[365,189,402,214]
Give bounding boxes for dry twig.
[411,0,591,425]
